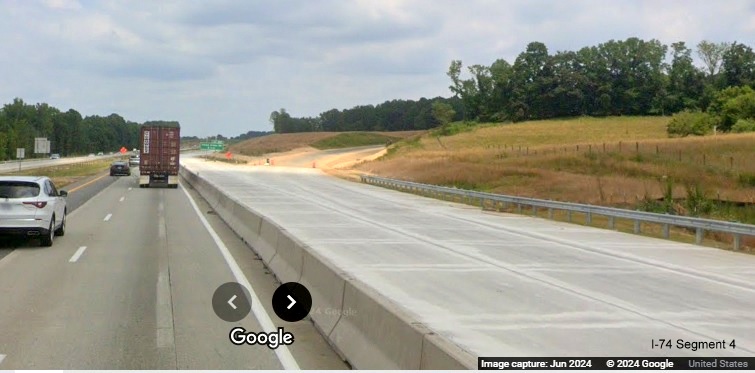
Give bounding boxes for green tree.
[667,110,716,137]
[666,41,705,112]
[708,86,755,131]
[431,102,455,126]
[697,40,730,76]
[720,42,755,88]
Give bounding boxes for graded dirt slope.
[229,131,423,156]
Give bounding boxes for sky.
[1,0,754,137]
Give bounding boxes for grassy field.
[357,116,755,247]
[229,131,424,156]
[310,132,404,150]
[2,159,118,188]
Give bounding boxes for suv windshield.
[0,181,40,198]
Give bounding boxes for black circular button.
[212,282,252,322]
[272,282,312,322]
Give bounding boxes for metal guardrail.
[360,175,755,251]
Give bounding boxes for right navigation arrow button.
[272,282,312,322]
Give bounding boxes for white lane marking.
[0,354,5,364]
[119,196,125,202]
[180,181,300,369]
[69,246,87,263]
[128,187,132,191]
[104,213,112,221]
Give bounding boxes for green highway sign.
[200,142,225,150]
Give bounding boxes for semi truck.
[139,122,180,188]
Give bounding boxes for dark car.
[110,161,131,176]
[128,155,140,166]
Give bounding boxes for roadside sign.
[225,152,232,159]
[120,147,127,154]
[34,138,50,154]
[16,148,25,159]
[201,142,224,151]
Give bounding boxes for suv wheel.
[41,218,54,247]
[55,210,66,236]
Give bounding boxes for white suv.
[0,176,68,247]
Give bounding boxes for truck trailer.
[139,122,180,188]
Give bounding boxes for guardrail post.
[695,228,703,245]
[608,216,615,229]
[733,234,741,251]
[533,206,538,216]
[567,210,572,222]
[517,203,522,214]
[548,208,553,219]
[662,224,670,239]
[634,220,641,234]
[586,212,592,225]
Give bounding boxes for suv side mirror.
[59,190,68,197]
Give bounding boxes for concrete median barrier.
[179,165,474,370]
[421,332,477,369]
[229,202,263,248]
[269,231,304,284]
[256,219,280,265]
[329,280,429,369]
[300,248,346,340]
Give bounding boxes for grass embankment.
[2,159,118,188]
[358,116,755,249]
[229,131,425,156]
[310,132,403,150]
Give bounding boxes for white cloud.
[0,0,753,137]
[44,0,81,10]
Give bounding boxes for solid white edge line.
[180,181,300,370]
[104,213,112,221]
[69,246,87,263]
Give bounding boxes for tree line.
[272,38,754,133]
[0,98,141,160]
[269,96,464,133]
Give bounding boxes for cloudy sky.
[1,0,754,137]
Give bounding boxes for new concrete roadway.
[0,171,346,369]
[182,157,755,359]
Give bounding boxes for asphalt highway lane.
[0,173,345,369]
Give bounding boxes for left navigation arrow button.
[212,282,252,322]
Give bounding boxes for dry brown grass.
[2,159,116,188]
[356,116,755,229]
[230,131,425,156]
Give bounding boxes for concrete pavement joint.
[179,180,300,370]
[69,246,87,263]
[156,196,175,352]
